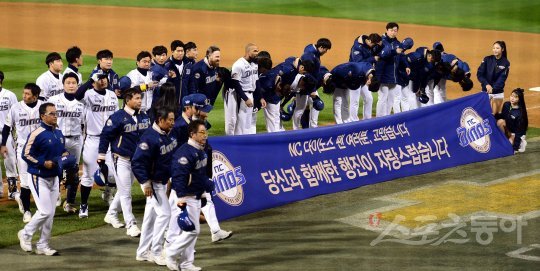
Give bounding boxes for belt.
[64,135,80,138]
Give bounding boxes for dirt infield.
[0,1,539,127]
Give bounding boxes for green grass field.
[4,0,540,33]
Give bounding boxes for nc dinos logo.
[456,107,492,153]
[212,151,247,206]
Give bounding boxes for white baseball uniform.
[36,70,63,101]
[80,89,119,188]
[5,100,43,189]
[333,87,350,124]
[48,93,84,159]
[231,57,258,135]
[349,85,374,120]
[127,68,154,113]
[0,88,19,181]
[376,84,400,117]
[63,65,83,86]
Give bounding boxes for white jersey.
[127,68,154,112]
[0,88,19,128]
[231,57,258,93]
[5,100,43,145]
[48,93,85,136]
[82,89,119,136]
[36,70,63,100]
[63,65,83,85]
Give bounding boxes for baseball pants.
[0,135,17,195]
[333,88,350,124]
[376,84,399,117]
[235,92,255,135]
[64,136,82,204]
[263,103,284,133]
[107,156,136,227]
[137,182,171,258]
[292,94,308,130]
[22,175,59,250]
[433,78,447,104]
[166,195,201,269]
[249,108,257,134]
[424,80,436,107]
[392,86,402,114]
[81,135,116,187]
[166,190,196,266]
[16,143,29,189]
[224,89,238,136]
[201,192,222,234]
[308,92,320,128]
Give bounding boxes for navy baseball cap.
[433,41,444,52]
[191,93,213,113]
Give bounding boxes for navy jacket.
[258,67,282,105]
[187,58,222,105]
[477,55,510,94]
[349,35,378,64]
[23,122,67,178]
[171,140,213,198]
[99,106,150,159]
[405,47,435,92]
[132,123,178,185]
[331,62,374,88]
[171,113,191,145]
[375,34,401,84]
[77,65,120,94]
[180,57,196,101]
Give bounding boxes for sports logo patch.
[106,119,113,126]
[456,107,492,153]
[179,157,188,165]
[139,142,149,150]
[212,151,247,206]
[194,73,200,79]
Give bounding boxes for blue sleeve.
[76,79,94,100]
[493,61,510,91]
[98,115,123,155]
[132,137,155,184]
[231,79,249,101]
[22,133,45,168]
[379,42,396,60]
[188,68,205,94]
[171,149,192,197]
[476,57,489,86]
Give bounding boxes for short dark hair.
[316,38,332,49]
[188,119,206,137]
[96,49,113,60]
[0,70,4,83]
[170,40,185,51]
[39,102,55,117]
[369,76,381,92]
[66,46,82,63]
[154,107,175,124]
[258,57,272,71]
[24,83,41,97]
[137,51,152,62]
[368,33,382,44]
[206,45,220,57]
[62,72,79,84]
[123,87,142,102]
[257,50,271,59]
[299,59,316,74]
[45,52,62,66]
[386,22,399,30]
[152,45,168,56]
[429,49,442,63]
[184,42,197,52]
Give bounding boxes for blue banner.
[209,93,514,221]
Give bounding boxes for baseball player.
[303,38,331,128]
[404,47,442,110]
[76,73,119,218]
[99,87,150,237]
[126,51,157,113]
[165,40,186,102]
[17,102,70,256]
[63,46,83,85]
[227,43,261,135]
[179,42,198,103]
[48,72,84,214]
[257,57,287,132]
[187,46,222,105]
[1,83,43,223]
[349,33,382,120]
[430,46,473,104]
[36,52,64,101]
[78,49,120,98]
[166,119,214,271]
[133,107,177,266]
[0,71,20,200]
[375,22,404,117]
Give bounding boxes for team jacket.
[331,62,374,88]
[303,44,321,59]
[375,34,401,84]
[277,57,299,86]
[349,35,378,64]
[257,69,281,105]
[98,106,150,159]
[171,112,191,145]
[171,139,214,199]
[405,47,435,92]
[440,53,471,79]
[477,55,510,94]
[132,123,178,185]
[180,57,196,101]
[495,101,526,150]
[187,58,221,105]
[23,122,67,178]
